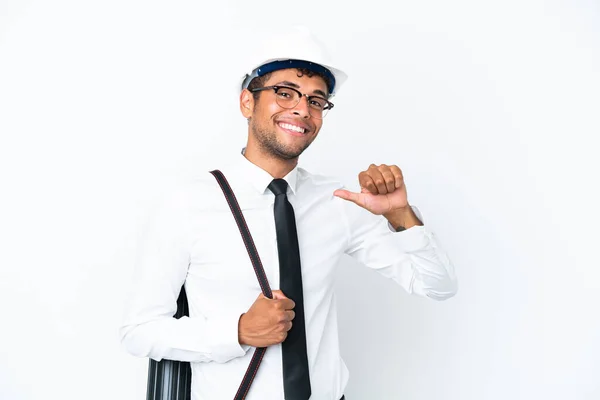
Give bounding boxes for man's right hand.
[238,290,296,347]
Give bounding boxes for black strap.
[209,169,273,400]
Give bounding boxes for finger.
[333,189,362,205]
[368,165,388,194]
[285,310,295,321]
[390,165,404,189]
[358,171,378,194]
[277,310,295,323]
[281,298,296,310]
[358,171,374,193]
[284,321,293,332]
[277,331,288,343]
[379,165,396,193]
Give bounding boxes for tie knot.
[268,179,288,196]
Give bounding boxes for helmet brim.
[239,58,347,98]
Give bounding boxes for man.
[120,26,457,400]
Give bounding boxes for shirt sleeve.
[340,196,458,300]
[119,188,248,363]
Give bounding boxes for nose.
[292,95,311,119]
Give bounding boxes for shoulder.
[154,172,225,214]
[297,167,345,192]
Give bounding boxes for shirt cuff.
[206,311,249,363]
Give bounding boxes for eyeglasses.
[249,85,334,119]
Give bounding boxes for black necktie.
[268,179,311,400]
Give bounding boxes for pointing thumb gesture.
[333,187,371,207]
[334,164,410,215]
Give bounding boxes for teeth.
[280,122,305,134]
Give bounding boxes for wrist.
[238,313,247,345]
[383,205,422,230]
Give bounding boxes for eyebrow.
[275,81,329,99]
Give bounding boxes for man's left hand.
[333,164,409,215]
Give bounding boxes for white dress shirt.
[119,153,457,400]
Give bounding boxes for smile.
[278,122,307,135]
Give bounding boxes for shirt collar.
[232,150,299,196]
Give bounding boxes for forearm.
[401,227,458,300]
[345,203,457,300]
[120,310,247,363]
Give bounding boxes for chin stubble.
[250,119,311,160]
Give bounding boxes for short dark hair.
[247,68,332,100]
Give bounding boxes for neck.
[243,144,298,179]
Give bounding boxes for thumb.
[333,189,362,205]
[271,290,288,300]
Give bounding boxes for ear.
[240,89,254,119]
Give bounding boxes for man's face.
[244,69,329,160]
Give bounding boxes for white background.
[1,0,599,399]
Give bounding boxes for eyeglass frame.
[248,85,335,119]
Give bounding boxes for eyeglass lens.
[274,87,330,119]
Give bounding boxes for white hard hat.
[239,26,347,97]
